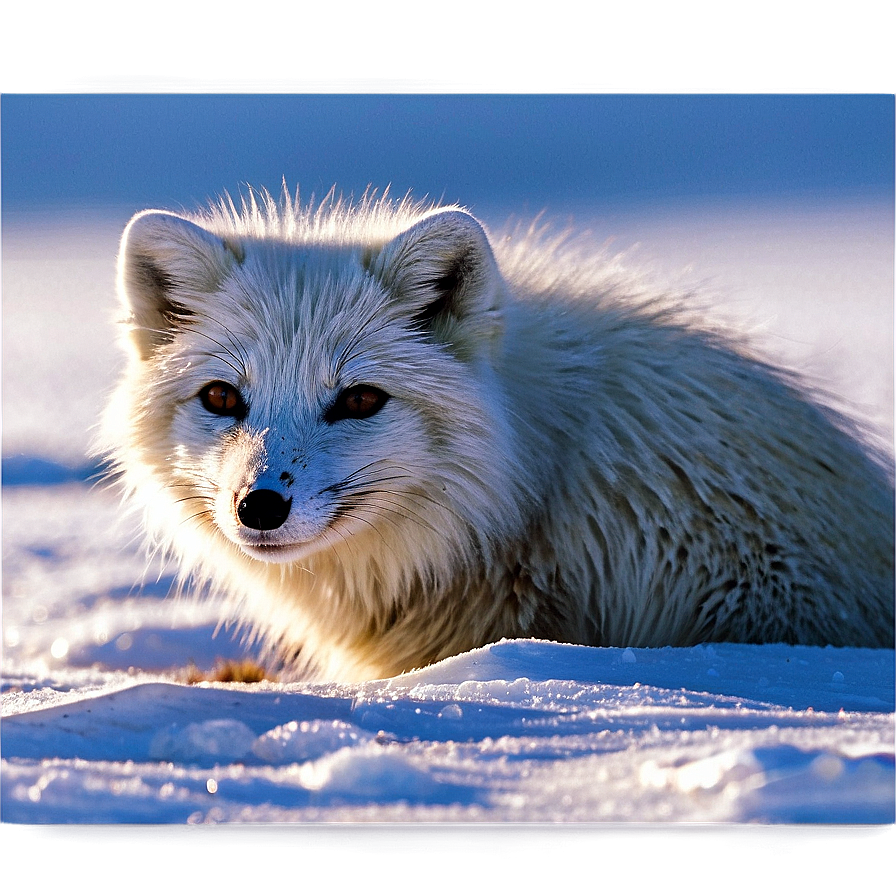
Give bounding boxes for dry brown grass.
[182,658,272,684]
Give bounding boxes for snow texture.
[2,202,894,826]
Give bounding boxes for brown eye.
[199,381,247,418]
[325,385,389,423]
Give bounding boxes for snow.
[3,632,894,824]
[2,201,894,857]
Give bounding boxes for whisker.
[321,473,412,496]
[344,481,470,529]
[325,459,420,492]
[134,323,248,382]
[212,319,253,372]
[177,325,248,380]
[332,302,397,380]
[330,511,402,565]
[181,508,215,526]
[318,516,359,569]
[338,492,445,538]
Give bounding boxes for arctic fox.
[103,188,895,681]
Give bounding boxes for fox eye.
[199,381,247,418]
[326,385,389,423]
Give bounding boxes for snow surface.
[2,201,894,831]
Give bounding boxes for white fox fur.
[103,188,895,681]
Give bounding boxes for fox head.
[108,202,528,585]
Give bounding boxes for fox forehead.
[174,241,431,403]
[227,239,385,327]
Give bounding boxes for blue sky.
[1,94,893,215]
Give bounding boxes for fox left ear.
[370,209,504,354]
[117,210,244,360]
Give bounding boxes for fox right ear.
[117,210,244,360]
[368,209,505,359]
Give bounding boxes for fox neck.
[228,522,527,681]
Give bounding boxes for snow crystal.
[148,719,257,763]
[252,719,373,764]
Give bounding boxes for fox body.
[104,190,895,681]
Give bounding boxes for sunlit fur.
[102,186,895,681]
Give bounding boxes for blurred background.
[2,93,894,465]
[3,94,893,215]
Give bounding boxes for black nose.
[237,489,293,530]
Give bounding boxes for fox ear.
[371,209,504,355]
[117,210,244,360]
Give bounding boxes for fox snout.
[237,489,293,531]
